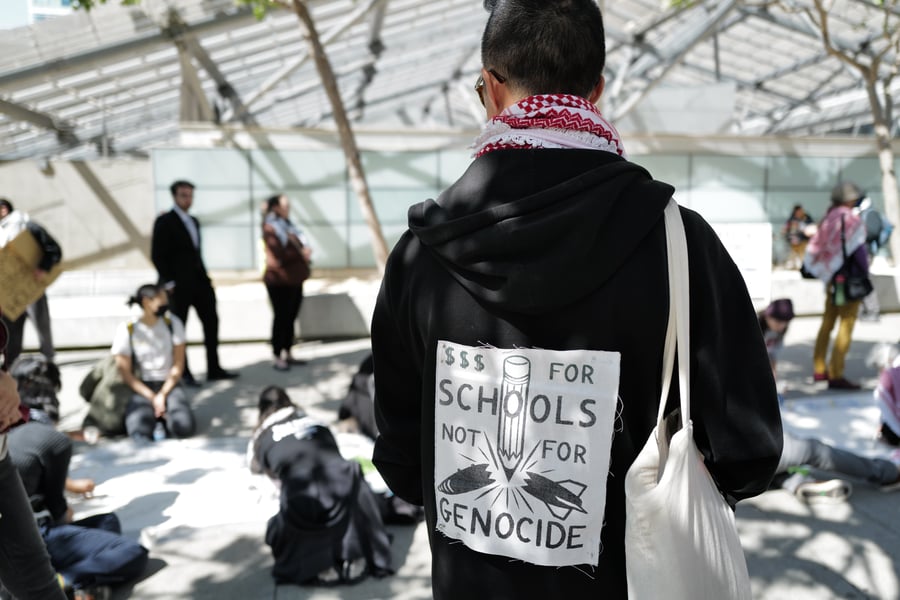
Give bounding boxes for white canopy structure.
[0,0,897,161]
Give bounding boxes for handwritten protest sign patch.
[433,341,620,567]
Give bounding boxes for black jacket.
[8,421,71,521]
[151,210,209,294]
[371,149,782,599]
[251,409,393,584]
[25,222,62,272]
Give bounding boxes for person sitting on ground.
[758,302,900,501]
[332,353,424,524]
[6,354,149,599]
[759,298,794,377]
[0,354,67,600]
[247,385,393,586]
[873,344,900,447]
[335,353,377,441]
[112,283,196,441]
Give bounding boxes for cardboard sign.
[433,341,620,567]
[0,230,62,320]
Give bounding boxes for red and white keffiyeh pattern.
[802,205,866,282]
[472,94,626,159]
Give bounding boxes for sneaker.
[273,358,289,371]
[813,372,829,382]
[74,586,111,600]
[828,377,861,390]
[796,478,852,503]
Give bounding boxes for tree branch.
[806,0,868,74]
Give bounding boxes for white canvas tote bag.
[623,199,752,600]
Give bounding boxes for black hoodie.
[372,148,782,599]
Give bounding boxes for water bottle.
[152,420,166,442]
[833,274,847,306]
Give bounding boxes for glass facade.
[153,147,898,270]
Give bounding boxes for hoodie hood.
[409,149,673,315]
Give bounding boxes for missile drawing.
[521,471,588,521]
[497,355,531,481]
[437,463,495,495]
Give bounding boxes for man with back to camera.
[151,180,237,384]
[370,1,783,598]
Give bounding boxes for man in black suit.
[151,180,237,383]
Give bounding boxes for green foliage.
[73,0,281,17]
[236,0,285,20]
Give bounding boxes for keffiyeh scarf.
[802,205,866,282]
[472,94,627,159]
[265,213,306,248]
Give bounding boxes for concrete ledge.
[24,271,381,350]
[21,268,900,351]
[770,269,900,316]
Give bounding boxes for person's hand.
[33,268,48,281]
[0,371,22,431]
[152,392,167,418]
[66,478,96,498]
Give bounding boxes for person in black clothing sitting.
[247,385,393,586]
[6,355,149,599]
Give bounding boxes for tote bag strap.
[656,199,691,427]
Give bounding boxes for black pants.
[1,295,56,369]
[265,283,304,357]
[169,281,220,377]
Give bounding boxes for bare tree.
[75,0,391,272]
[785,0,900,261]
[274,0,389,272]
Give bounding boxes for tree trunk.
[875,122,900,265]
[290,0,389,273]
[864,79,900,265]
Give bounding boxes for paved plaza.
[44,313,900,599]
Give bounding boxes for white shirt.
[111,314,186,382]
[172,204,199,249]
[0,210,30,248]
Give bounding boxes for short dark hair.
[10,354,61,423]
[170,180,195,197]
[127,283,163,307]
[257,385,295,428]
[831,181,864,207]
[481,0,606,98]
[265,194,283,214]
[0,198,13,213]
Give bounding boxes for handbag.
[624,199,752,600]
[832,214,873,304]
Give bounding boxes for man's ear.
[588,75,605,104]
[485,69,508,118]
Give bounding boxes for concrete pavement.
[45,312,900,599]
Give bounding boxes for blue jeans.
[777,431,898,488]
[0,452,66,599]
[41,513,148,589]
